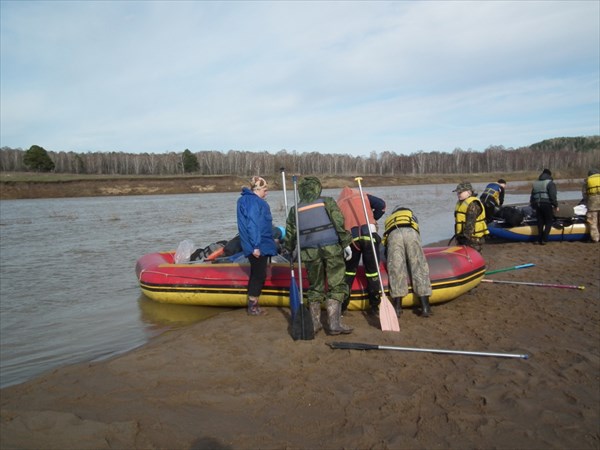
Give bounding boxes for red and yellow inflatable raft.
[136,246,486,310]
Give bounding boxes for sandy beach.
[1,202,599,450]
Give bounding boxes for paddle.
[327,342,529,360]
[290,175,314,341]
[354,177,400,332]
[280,167,289,214]
[481,279,585,290]
[485,263,535,275]
[289,264,301,319]
[282,168,300,319]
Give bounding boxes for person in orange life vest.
[236,176,278,316]
[530,169,559,245]
[337,186,386,315]
[480,179,506,223]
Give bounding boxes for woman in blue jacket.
[237,176,277,315]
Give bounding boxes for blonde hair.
[250,176,268,191]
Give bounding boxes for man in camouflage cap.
[453,182,489,252]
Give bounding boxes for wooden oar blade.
[379,293,400,332]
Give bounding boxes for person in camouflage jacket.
[285,176,353,335]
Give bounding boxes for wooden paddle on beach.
[355,177,400,333]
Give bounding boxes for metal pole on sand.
[481,279,585,290]
[328,341,529,360]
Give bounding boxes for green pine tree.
[23,145,55,172]
[182,149,199,173]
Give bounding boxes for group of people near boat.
[236,175,434,334]
[236,168,600,334]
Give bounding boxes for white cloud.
[1,0,598,156]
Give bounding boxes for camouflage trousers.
[302,245,349,304]
[586,210,600,242]
[385,227,432,298]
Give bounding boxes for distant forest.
[1,136,599,177]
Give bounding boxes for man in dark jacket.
[530,169,559,245]
[480,179,506,222]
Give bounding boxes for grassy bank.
[0,171,583,200]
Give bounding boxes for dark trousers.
[343,234,381,311]
[248,255,269,297]
[535,203,554,243]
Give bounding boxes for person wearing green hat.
[453,182,489,252]
[285,176,354,335]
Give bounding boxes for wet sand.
[1,203,599,450]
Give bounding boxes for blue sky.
[1,1,599,157]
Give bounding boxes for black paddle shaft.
[328,342,378,350]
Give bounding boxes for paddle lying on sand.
[328,342,529,360]
[482,279,585,290]
[355,177,400,333]
[290,175,314,341]
[485,263,535,275]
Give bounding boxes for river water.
[0,182,581,388]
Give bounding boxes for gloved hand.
[369,223,378,234]
[344,246,353,261]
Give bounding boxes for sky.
[1,1,599,157]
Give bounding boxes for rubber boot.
[247,296,267,316]
[368,294,381,318]
[419,296,431,317]
[392,297,403,318]
[309,302,323,334]
[326,299,353,335]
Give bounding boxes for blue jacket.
[236,187,277,257]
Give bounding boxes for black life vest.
[297,199,339,248]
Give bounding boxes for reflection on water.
[0,184,582,388]
[138,295,229,328]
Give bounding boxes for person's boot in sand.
[419,296,432,317]
[247,296,267,316]
[392,297,403,318]
[309,301,323,334]
[326,299,353,335]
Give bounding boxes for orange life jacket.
[337,186,375,232]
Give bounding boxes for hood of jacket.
[538,172,553,181]
[299,177,322,203]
